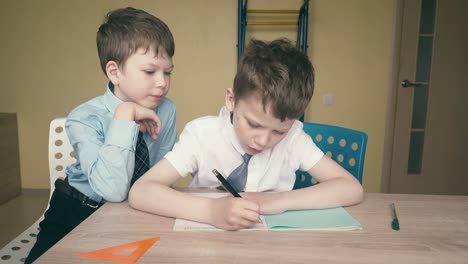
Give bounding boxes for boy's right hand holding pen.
[208,196,261,231]
[208,169,262,230]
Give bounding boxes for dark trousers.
[25,189,100,263]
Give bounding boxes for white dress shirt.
[165,107,323,192]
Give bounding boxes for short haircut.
[233,38,314,121]
[96,7,175,74]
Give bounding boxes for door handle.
[401,79,424,88]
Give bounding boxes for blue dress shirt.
[64,84,176,203]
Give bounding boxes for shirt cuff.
[105,119,139,150]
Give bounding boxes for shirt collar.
[103,82,124,114]
[219,106,246,156]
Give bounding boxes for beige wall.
[306,1,394,192]
[0,0,393,192]
[0,1,17,113]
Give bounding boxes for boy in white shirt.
[129,38,363,231]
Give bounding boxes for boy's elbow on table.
[127,189,138,209]
[127,180,147,208]
[347,180,364,206]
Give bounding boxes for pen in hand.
[212,169,262,224]
[212,169,242,197]
[390,203,400,231]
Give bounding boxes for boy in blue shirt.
[26,7,176,263]
[129,38,363,231]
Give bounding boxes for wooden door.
[389,0,468,194]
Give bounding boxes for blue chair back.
[293,122,367,189]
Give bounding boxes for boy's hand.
[209,197,261,231]
[114,102,161,141]
[137,118,161,142]
[241,192,285,215]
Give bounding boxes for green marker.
[390,203,400,231]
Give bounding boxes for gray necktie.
[226,154,253,192]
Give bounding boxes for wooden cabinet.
[0,113,21,204]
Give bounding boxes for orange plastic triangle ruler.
[79,237,159,263]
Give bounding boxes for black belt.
[55,178,104,209]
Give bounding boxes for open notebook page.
[173,192,361,231]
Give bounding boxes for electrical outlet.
[322,95,334,105]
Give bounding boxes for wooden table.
[37,192,468,263]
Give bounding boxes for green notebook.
[265,207,362,230]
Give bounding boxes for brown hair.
[233,38,314,121]
[96,7,175,74]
